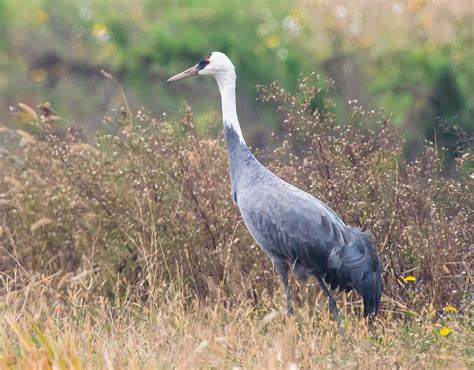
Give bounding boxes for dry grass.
[0,271,471,369]
[0,77,472,368]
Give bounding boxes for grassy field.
[1,75,472,368]
[0,1,473,368]
[0,272,472,369]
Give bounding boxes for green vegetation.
[0,0,472,153]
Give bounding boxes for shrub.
[1,78,471,316]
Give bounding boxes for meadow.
[0,0,473,368]
[1,77,472,368]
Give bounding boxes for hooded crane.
[168,52,382,326]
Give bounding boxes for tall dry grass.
[0,271,471,368]
[0,77,472,367]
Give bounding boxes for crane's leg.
[315,275,346,336]
[274,260,293,315]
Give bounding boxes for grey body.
[225,125,382,318]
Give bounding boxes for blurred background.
[0,0,473,157]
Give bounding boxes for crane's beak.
[167,65,199,82]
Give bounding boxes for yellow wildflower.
[439,327,452,337]
[408,0,427,13]
[266,35,279,49]
[444,305,457,312]
[420,14,432,29]
[358,35,374,49]
[92,23,108,40]
[30,68,46,83]
[34,10,49,25]
[290,8,304,24]
[403,275,416,283]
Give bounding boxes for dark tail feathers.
[327,230,382,317]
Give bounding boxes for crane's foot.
[286,304,294,316]
[316,275,346,337]
[328,297,346,336]
[328,298,341,324]
[338,325,347,337]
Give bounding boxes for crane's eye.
[197,58,210,70]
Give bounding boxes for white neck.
[214,71,245,143]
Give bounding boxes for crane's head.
[167,52,235,82]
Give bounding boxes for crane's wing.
[239,180,348,272]
[238,178,382,316]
